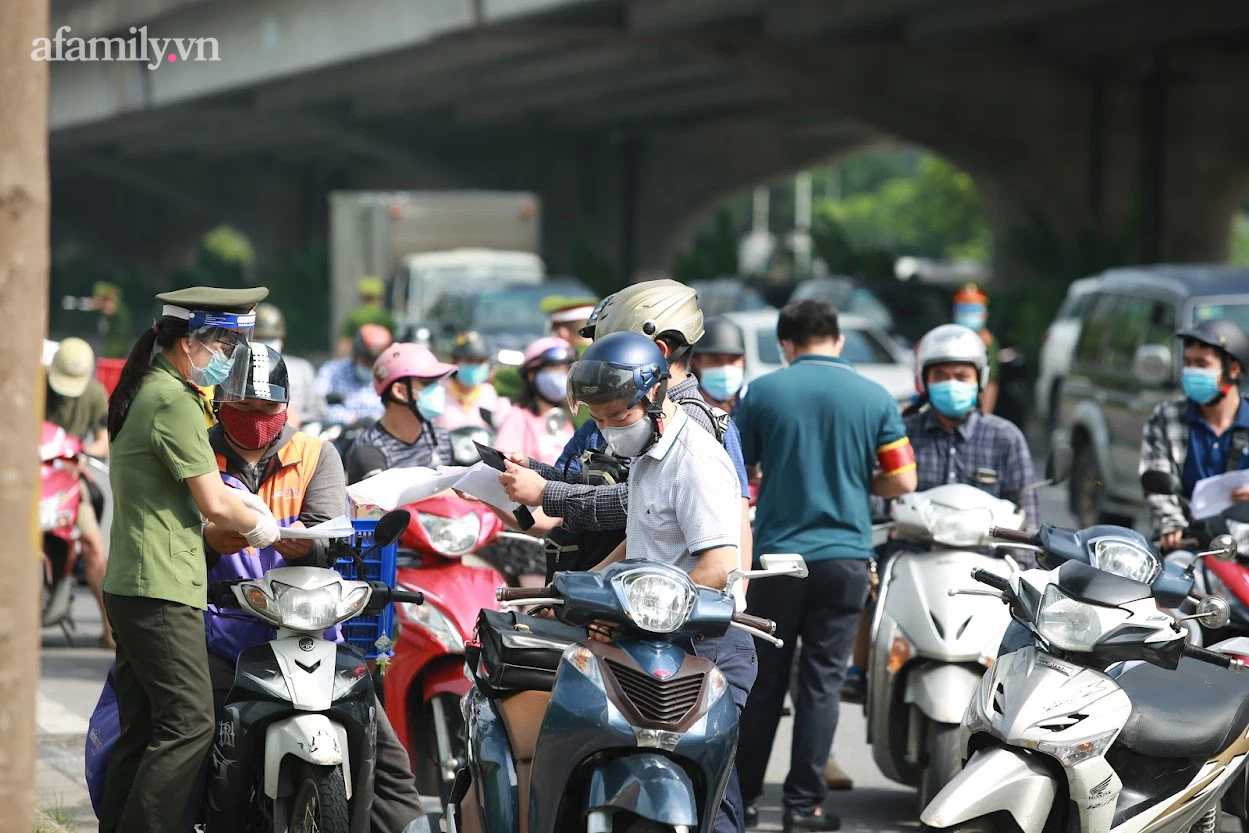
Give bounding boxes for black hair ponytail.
[107,317,189,440]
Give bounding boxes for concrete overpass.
[47,0,1249,281]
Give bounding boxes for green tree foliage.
[672,208,740,284]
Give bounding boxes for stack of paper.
[278,516,356,540]
[347,463,521,514]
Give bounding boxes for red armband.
[877,437,916,477]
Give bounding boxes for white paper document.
[278,516,356,540]
[1191,469,1249,520]
[452,462,521,512]
[346,466,468,511]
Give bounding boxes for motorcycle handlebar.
[496,586,555,602]
[970,568,1012,594]
[989,527,1041,546]
[733,612,776,636]
[1183,642,1243,671]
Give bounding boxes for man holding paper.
[201,346,426,832]
[1140,318,1249,550]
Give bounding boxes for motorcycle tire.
[920,811,1006,833]
[288,763,349,833]
[918,721,962,813]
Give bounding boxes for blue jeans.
[692,626,758,833]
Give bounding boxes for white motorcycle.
[922,533,1249,833]
[203,510,424,833]
[868,484,1027,807]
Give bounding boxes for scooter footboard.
[920,746,1057,833]
[586,754,699,827]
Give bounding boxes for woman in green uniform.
[99,287,283,833]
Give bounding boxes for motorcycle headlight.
[1090,539,1159,583]
[419,512,481,556]
[399,598,465,652]
[39,492,65,531]
[616,569,696,634]
[1036,586,1130,652]
[243,581,370,631]
[928,506,993,548]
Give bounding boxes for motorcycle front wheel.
[918,721,962,811]
[288,764,349,833]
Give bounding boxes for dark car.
[1058,265,1249,527]
[687,277,772,315]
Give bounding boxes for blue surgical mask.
[457,364,489,388]
[189,346,236,388]
[1182,367,1223,405]
[353,363,373,384]
[534,369,568,404]
[700,366,744,401]
[954,303,987,332]
[417,383,446,421]
[929,380,979,418]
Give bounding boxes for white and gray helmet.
[915,324,989,390]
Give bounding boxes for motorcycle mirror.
[1195,596,1232,630]
[374,510,411,550]
[1201,533,1239,562]
[1045,444,1073,486]
[760,552,809,578]
[1141,469,1182,497]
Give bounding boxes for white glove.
[241,501,281,549]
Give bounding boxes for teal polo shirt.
[735,354,909,564]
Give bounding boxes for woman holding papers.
[200,346,427,832]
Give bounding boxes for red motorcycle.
[383,492,509,802]
[40,421,83,643]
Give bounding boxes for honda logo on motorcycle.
[299,637,315,652]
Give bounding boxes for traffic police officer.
[100,286,283,833]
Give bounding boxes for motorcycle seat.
[1116,656,1249,759]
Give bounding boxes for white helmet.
[588,279,704,348]
[916,324,989,390]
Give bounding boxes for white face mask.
[602,416,655,458]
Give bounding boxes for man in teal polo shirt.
[734,299,917,832]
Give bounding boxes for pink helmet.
[372,343,457,395]
[521,336,577,372]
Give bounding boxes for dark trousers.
[691,625,759,833]
[736,559,870,814]
[100,593,216,833]
[208,652,424,833]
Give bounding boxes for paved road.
[37,482,1078,831]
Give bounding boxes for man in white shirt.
[504,330,754,833]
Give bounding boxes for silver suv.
[1057,265,1249,527]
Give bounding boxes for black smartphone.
[474,441,508,472]
[473,441,535,530]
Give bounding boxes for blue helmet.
[567,331,670,412]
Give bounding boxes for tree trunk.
[0,0,50,830]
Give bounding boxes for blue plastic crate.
[335,518,398,660]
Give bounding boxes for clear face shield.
[166,306,255,400]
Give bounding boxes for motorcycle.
[40,421,83,643]
[866,484,1027,807]
[1142,468,1249,643]
[204,509,424,833]
[449,554,808,833]
[385,490,507,803]
[921,527,1249,833]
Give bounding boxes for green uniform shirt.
[340,304,396,338]
[45,379,108,440]
[103,356,219,609]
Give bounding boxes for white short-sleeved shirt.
[625,404,742,576]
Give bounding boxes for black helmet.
[451,331,490,361]
[693,316,746,356]
[239,345,290,403]
[1176,318,1249,374]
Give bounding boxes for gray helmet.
[588,279,704,348]
[693,316,746,357]
[916,324,989,390]
[253,303,286,341]
[1176,318,1249,374]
